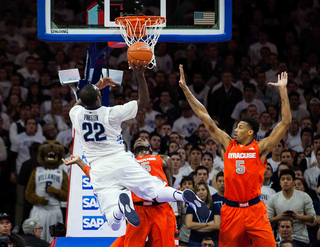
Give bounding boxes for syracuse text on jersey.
[227,152,256,159]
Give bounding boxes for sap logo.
[82,196,99,210]
[82,175,93,190]
[82,216,106,230]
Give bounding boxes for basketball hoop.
[115,15,166,68]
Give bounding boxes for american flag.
[194,12,215,25]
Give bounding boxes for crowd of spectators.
[1,0,320,246]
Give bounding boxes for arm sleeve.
[9,122,17,144]
[304,171,312,189]
[186,206,194,215]
[212,203,221,216]
[304,193,316,221]
[267,194,276,218]
[0,137,7,162]
[231,104,240,120]
[109,101,138,128]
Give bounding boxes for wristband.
[82,166,91,180]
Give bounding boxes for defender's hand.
[179,64,188,89]
[268,72,287,88]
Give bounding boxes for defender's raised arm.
[258,72,292,161]
[179,64,231,151]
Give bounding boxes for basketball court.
[37,0,232,245]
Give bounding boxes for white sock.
[155,187,183,202]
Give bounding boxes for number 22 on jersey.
[82,122,107,142]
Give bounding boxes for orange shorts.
[110,203,178,247]
[218,201,276,247]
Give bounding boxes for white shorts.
[89,150,166,215]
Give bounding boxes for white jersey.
[304,166,320,192]
[69,101,138,162]
[35,167,64,206]
[260,185,276,204]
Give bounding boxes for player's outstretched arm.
[258,72,292,160]
[129,60,149,109]
[62,155,91,179]
[179,64,231,149]
[161,155,173,187]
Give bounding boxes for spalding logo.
[82,216,106,230]
[82,196,99,210]
[82,175,93,190]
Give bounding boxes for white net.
[115,16,166,69]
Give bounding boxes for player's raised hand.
[268,72,288,88]
[62,155,81,166]
[97,77,117,90]
[179,64,187,89]
[128,60,148,76]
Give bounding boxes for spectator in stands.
[177,147,190,175]
[153,44,173,75]
[0,213,26,247]
[10,118,45,232]
[204,138,223,171]
[194,166,217,195]
[9,102,42,143]
[276,217,294,245]
[201,237,215,247]
[177,176,195,246]
[186,182,221,247]
[211,171,225,209]
[135,109,153,133]
[248,28,278,66]
[201,152,218,186]
[308,135,320,167]
[170,132,184,147]
[144,98,161,130]
[256,112,272,141]
[150,133,161,154]
[15,39,39,68]
[170,152,182,189]
[261,163,276,204]
[255,71,279,106]
[42,123,58,141]
[153,90,180,125]
[231,83,266,122]
[287,119,301,151]
[304,148,320,193]
[294,128,314,153]
[189,73,210,108]
[281,150,294,166]
[150,114,166,137]
[208,70,242,134]
[267,140,284,172]
[186,146,202,174]
[17,57,39,87]
[172,101,202,137]
[22,218,49,247]
[289,92,310,124]
[267,169,316,247]
[198,124,210,145]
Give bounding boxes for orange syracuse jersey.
[132,154,168,203]
[224,139,266,202]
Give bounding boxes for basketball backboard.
[38,0,232,43]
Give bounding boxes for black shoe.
[182,189,210,223]
[118,193,140,227]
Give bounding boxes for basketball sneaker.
[182,189,210,223]
[118,193,140,227]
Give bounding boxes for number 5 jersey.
[224,139,266,202]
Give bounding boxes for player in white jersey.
[69,62,210,231]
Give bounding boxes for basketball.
[127,42,153,66]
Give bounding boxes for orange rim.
[115,15,166,27]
